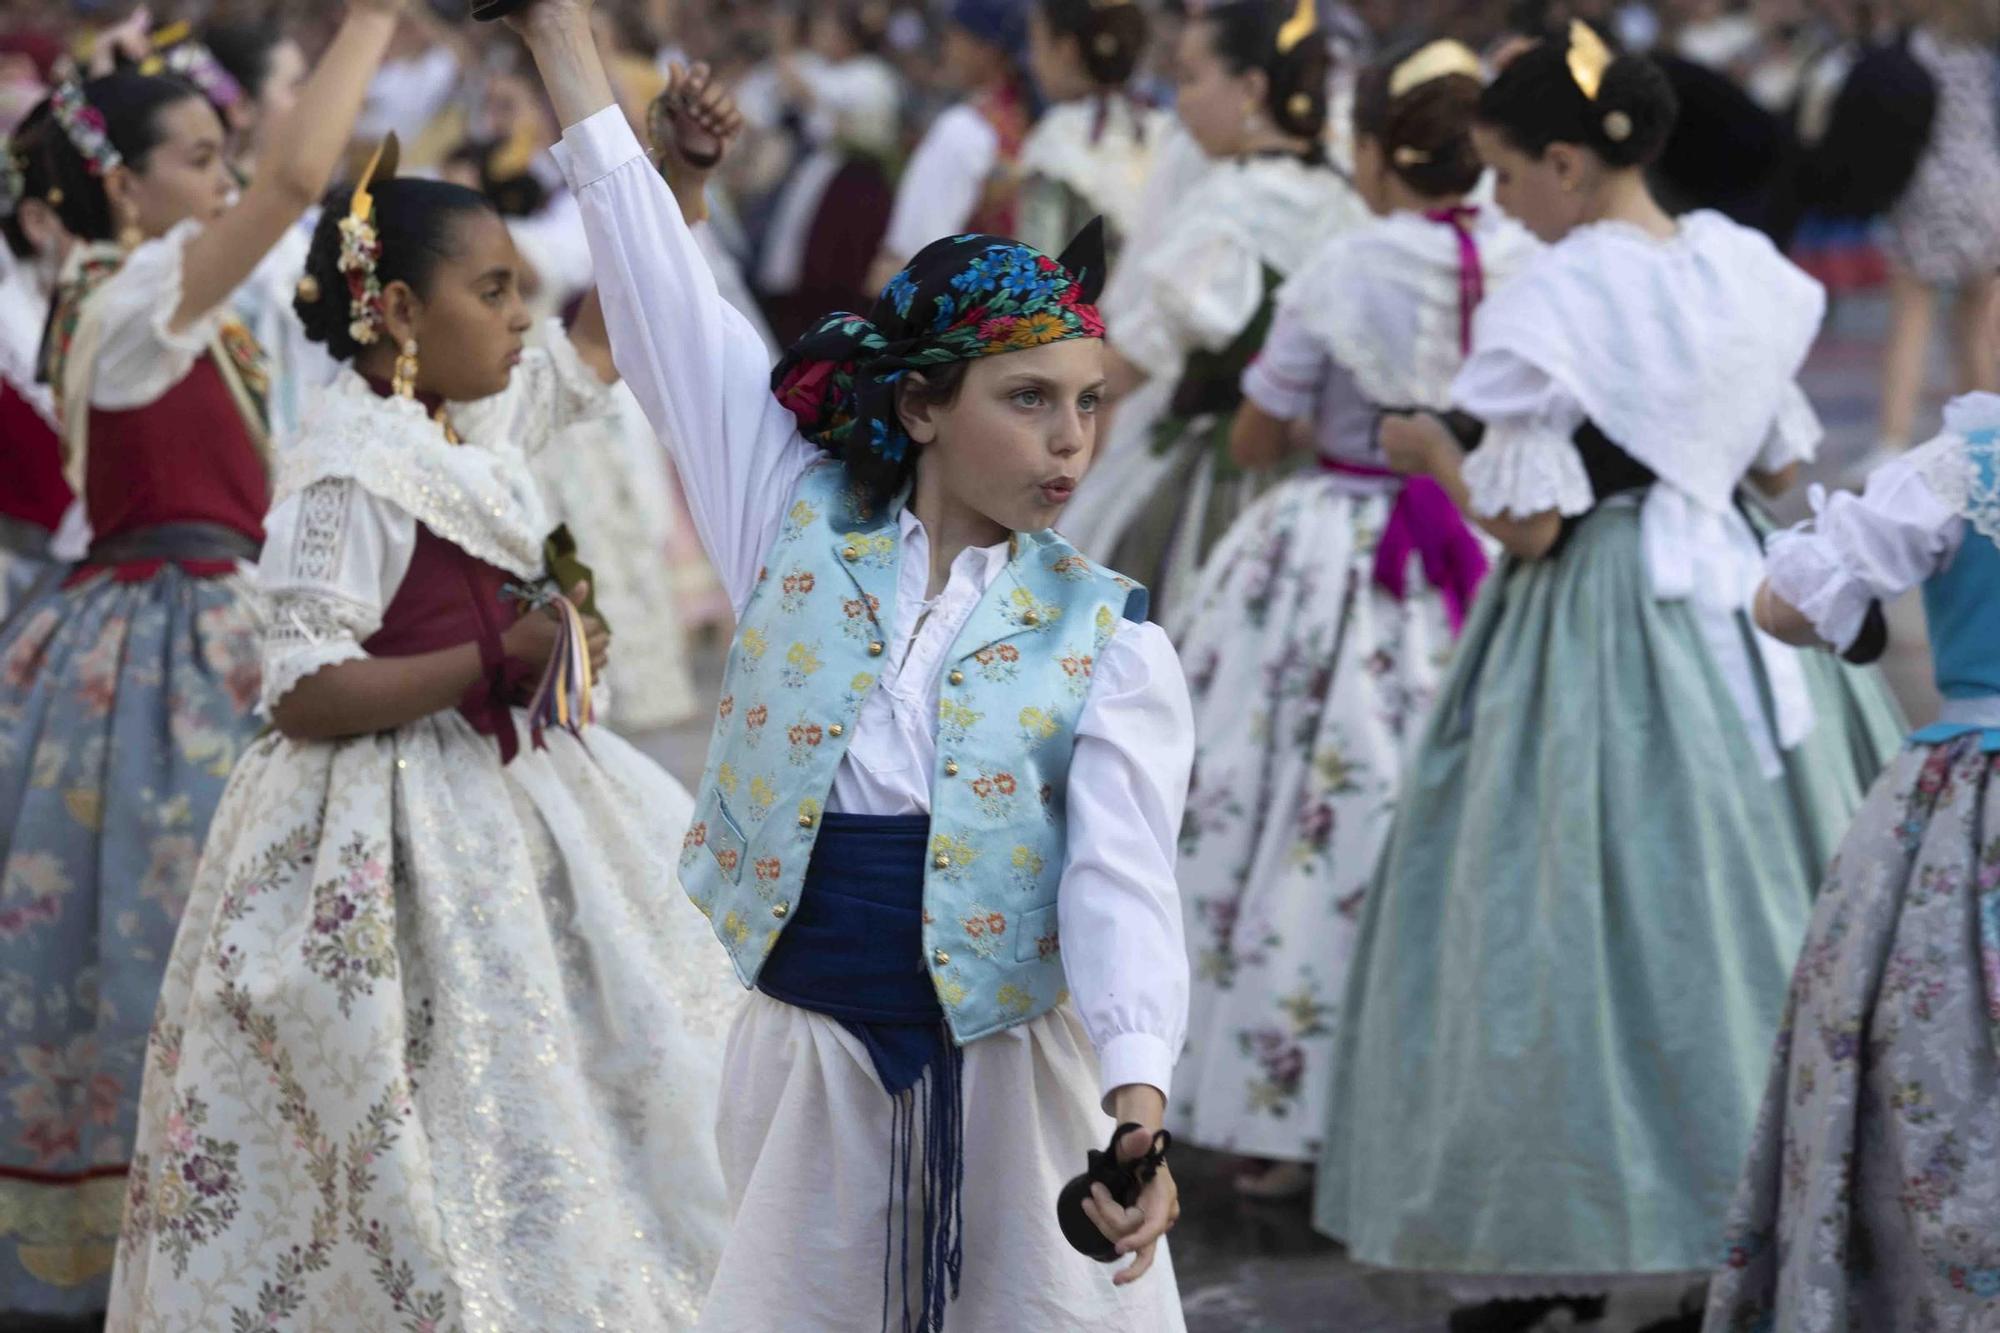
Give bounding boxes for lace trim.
[1931,394,2000,547]
[281,374,548,580]
[1461,422,1596,520]
[291,479,351,584]
[261,587,378,713]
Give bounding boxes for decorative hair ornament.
[1393,144,1431,166]
[50,81,123,178]
[140,24,247,111]
[1274,0,1318,56]
[1603,109,1633,142]
[338,134,399,346]
[1564,19,1612,101]
[1389,39,1483,99]
[295,273,320,304]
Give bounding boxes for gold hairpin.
[1566,19,1612,100]
[1274,0,1317,56]
[1389,40,1483,100]
[1393,145,1431,166]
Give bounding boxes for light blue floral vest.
[680,463,1148,1043]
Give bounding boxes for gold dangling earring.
[392,338,420,398]
[116,206,143,252]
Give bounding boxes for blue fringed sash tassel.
[757,813,966,1332]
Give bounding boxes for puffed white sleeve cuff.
[1058,619,1193,1109]
[1460,419,1595,520]
[1762,442,1964,650]
[551,103,645,190]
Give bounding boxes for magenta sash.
[1322,457,1489,634]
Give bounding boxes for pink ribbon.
[1424,204,1484,355]
[1322,458,1490,635]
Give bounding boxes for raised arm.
[516,0,816,610]
[172,0,402,334]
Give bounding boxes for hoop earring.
[392,338,420,398]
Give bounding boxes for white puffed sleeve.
[87,219,227,411]
[1106,214,1266,373]
[1764,444,1965,653]
[1059,619,1193,1106]
[1755,380,1824,472]
[1452,347,1595,520]
[259,478,420,715]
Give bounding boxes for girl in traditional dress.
[1018,0,1170,266]
[108,149,733,1332]
[867,0,1033,293]
[514,3,1192,1326]
[1172,40,1536,1203]
[0,6,404,1317]
[1057,0,1370,622]
[0,129,80,619]
[1705,392,2000,1331]
[1312,26,1906,1333]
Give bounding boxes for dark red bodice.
[0,381,69,531]
[364,523,534,760]
[80,355,268,580]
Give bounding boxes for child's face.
[404,210,533,403]
[902,338,1105,536]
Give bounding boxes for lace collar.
[279,371,550,578]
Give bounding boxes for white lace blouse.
[553,104,1192,1103]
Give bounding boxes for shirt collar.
[897,506,1012,592]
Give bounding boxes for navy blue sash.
[758,812,964,1332]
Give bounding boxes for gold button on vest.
[933,949,951,967]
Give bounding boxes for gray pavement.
[624,289,1949,1333]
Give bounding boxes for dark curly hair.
[1478,31,1679,169]
[294,177,497,361]
[1198,0,1331,143]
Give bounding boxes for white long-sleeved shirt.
[551,105,1192,1102]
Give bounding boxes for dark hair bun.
[1270,31,1330,140]
[295,176,498,362]
[1039,0,1148,87]
[1592,53,1677,167]
[1478,34,1678,169]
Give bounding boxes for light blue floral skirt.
[0,564,261,1316]
[1313,500,1905,1293]
[1706,733,2000,1332]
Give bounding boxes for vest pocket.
[1015,903,1061,963]
[701,790,749,884]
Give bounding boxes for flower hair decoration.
[141,24,246,111]
[338,134,399,346]
[50,81,123,178]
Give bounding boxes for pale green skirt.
[1313,498,1905,1291]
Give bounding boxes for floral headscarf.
[771,219,1108,465]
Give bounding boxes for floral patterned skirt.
[1314,500,1907,1293]
[0,564,261,1317]
[0,547,60,627]
[1172,476,1456,1161]
[1706,734,2000,1333]
[106,711,738,1331]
